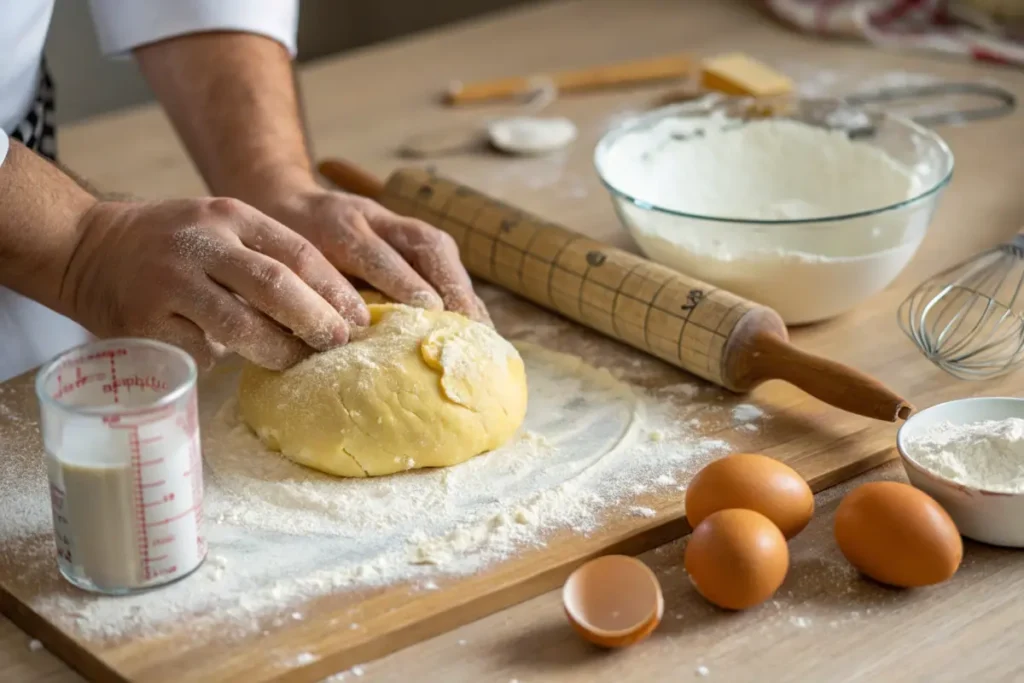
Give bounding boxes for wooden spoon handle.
[445,53,693,105]
[749,332,913,422]
[318,159,385,199]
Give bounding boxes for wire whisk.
[898,234,1024,380]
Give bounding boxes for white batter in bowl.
[594,98,954,324]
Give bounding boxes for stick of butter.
[700,53,794,98]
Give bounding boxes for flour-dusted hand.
[60,198,369,370]
[259,189,491,324]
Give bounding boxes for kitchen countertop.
[3,0,1024,680]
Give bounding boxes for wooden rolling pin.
[317,159,912,423]
[446,53,693,105]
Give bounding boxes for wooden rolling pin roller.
[317,160,912,423]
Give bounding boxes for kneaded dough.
[237,303,527,477]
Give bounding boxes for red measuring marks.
[101,404,203,583]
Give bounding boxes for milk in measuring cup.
[37,339,206,594]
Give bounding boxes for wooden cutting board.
[0,281,904,683]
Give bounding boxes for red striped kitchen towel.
[763,0,1024,66]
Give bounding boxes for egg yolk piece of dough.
[237,303,528,477]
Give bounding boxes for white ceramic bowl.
[594,97,954,325]
[896,396,1024,547]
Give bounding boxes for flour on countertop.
[789,615,812,628]
[731,404,764,424]
[0,334,733,643]
[902,418,1024,492]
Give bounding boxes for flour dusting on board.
[0,312,738,643]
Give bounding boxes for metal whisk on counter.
[899,234,1024,380]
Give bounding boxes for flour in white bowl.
[605,118,915,220]
[599,115,943,324]
[902,418,1024,493]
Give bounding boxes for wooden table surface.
[4,0,1024,680]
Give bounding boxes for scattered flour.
[473,149,589,200]
[661,383,701,399]
[487,116,578,155]
[0,316,731,645]
[290,652,317,666]
[597,110,942,324]
[696,665,710,677]
[902,418,1024,492]
[28,638,43,652]
[731,404,764,424]
[789,615,812,628]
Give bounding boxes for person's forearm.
[0,142,97,314]
[134,32,317,205]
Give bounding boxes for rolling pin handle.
[317,159,386,199]
[749,332,913,422]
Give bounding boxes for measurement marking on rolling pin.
[429,197,722,362]
[153,535,177,546]
[610,261,645,341]
[408,191,724,336]
[140,436,163,445]
[386,172,740,371]
[546,237,581,311]
[141,479,166,489]
[140,457,165,467]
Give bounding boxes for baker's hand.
[258,188,491,323]
[61,198,370,370]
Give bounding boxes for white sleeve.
[87,0,300,57]
[0,130,9,168]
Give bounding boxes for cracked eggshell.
[563,555,664,648]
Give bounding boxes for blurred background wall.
[45,0,534,124]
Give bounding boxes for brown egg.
[684,509,789,610]
[563,555,664,648]
[686,453,814,539]
[834,481,962,588]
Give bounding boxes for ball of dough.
[237,303,527,477]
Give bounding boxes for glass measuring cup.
[35,338,206,594]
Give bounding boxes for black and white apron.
[10,59,56,161]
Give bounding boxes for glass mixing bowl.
[594,98,955,325]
